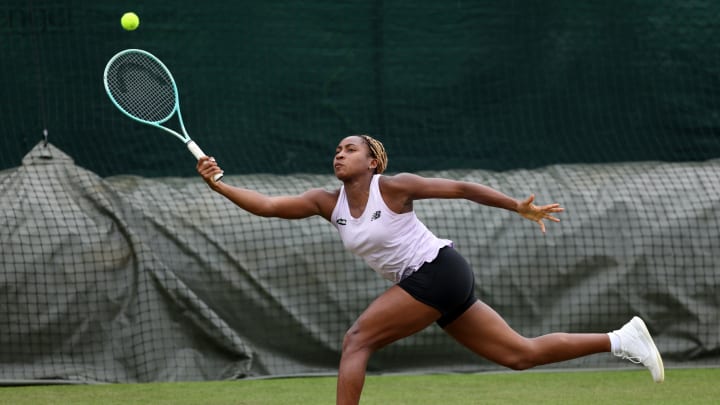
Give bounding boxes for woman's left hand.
[517,194,564,234]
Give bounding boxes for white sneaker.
[611,316,665,383]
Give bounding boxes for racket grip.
[186,140,207,159]
[187,140,224,182]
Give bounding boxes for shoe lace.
[620,352,642,364]
[618,335,646,365]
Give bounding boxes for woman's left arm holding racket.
[197,157,336,221]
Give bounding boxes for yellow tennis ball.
[121,12,140,31]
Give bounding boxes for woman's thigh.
[442,301,530,363]
[346,285,441,351]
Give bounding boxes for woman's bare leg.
[337,285,440,405]
[443,301,610,370]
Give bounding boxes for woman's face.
[333,136,376,180]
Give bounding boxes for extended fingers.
[542,205,563,223]
[537,204,564,233]
[539,203,564,211]
[539,204,564,218]
[545,215,561,223]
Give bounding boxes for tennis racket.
[103,48,223,181]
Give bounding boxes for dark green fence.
[2,1,719,177]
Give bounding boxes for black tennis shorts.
[397,246,478,328]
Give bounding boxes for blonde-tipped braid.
[359,134,388,174]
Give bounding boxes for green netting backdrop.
[2,1,720,175]
[0,0,718,384]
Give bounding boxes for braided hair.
[358,134,388,174]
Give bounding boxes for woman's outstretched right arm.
[197,156,335,220]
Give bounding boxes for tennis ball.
[121,12,140,31]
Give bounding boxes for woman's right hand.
[197,156,224,189]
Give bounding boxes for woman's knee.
[503,357,535,371]
[496,338,541,370]
[342,322,375,355]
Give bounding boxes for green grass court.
[4,368,718,405]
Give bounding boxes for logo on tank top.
[336,218,347,225]
[371,210,381,221]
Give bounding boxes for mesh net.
[0,0,718,383]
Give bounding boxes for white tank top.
[330,174,452,283]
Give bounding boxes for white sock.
[607,332,620,355]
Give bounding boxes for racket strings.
[106,53,177,123]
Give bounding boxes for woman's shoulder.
[378,172,424,190]
[304,187,340,202]
[377,173,424,213]
[304,187,341,219]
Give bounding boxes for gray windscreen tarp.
[1,142,718,383]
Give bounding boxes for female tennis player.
[197,134,664,405]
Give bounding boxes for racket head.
[103,49,180,127]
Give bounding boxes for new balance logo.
[371,211,381,221]
[336,218,347,225]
